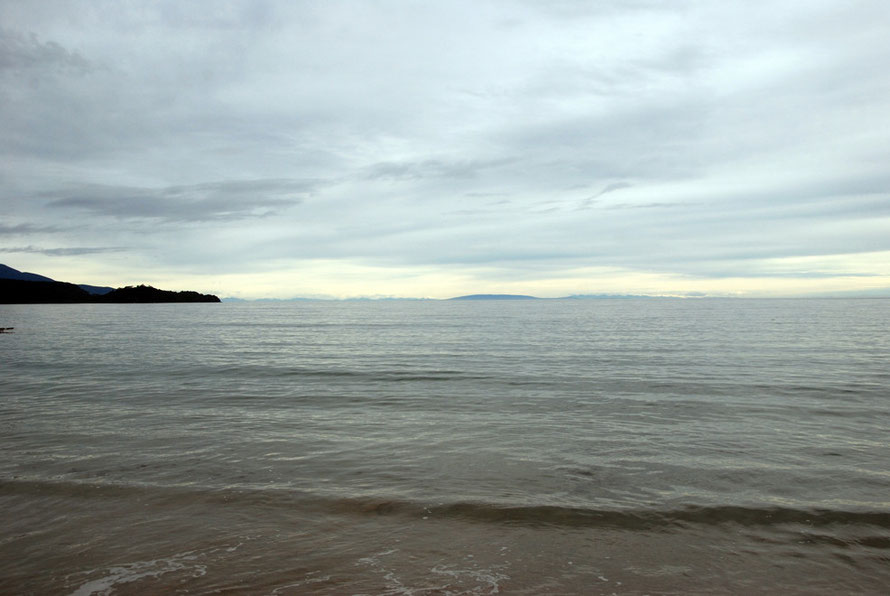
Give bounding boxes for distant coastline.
[7,263,884,304]
[447,293,663,301]
[218,293,672,302]
[448,294,539,301]
[0,265,219,304]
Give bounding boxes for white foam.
[354,549,416,595]
[269,571,332,595]
[67,543,240,596]
[68,555,195,596]
[353,548,511,595]
[430,562,510,594]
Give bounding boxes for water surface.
[1,299,888,594]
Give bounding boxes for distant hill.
[98,285,219,303]
[0,279,94,303]
[77,284,115,296]
[0,264,219,303]
[449,294,539,300]
[0,264,114,295]
[0,264,55,283]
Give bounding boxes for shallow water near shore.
[1,298,889,594]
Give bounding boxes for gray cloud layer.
[1,1,889,295]
[44,179,313,222]
[0,245,124,256]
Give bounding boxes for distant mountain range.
[220,293,664,302]
[0,264,219,304]
[449,294,539,300]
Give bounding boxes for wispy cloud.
[44,179,313,222]
[0,245,125,256]
[0,28,91,72]
[363,158,514,181]
[0,223,58,235]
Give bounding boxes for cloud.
[0,28,91,72]
[597,182,633,197]
[0,223,58,235]
[0,245,125,256]
[1,1,889,297]
[363,158,514,181]
[44,179,313,222]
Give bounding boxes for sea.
[1,298,888,595]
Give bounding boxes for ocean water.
[1,298,888,595]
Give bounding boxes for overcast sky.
[2,1,889,298]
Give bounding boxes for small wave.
[298,369,494,383]
[6,477,890,536]
[212,364,496,383]
[417,502,890,533]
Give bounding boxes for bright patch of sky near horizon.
[1,0,889,298]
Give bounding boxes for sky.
[2,0,889,299]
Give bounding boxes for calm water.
[1,299,888,595]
